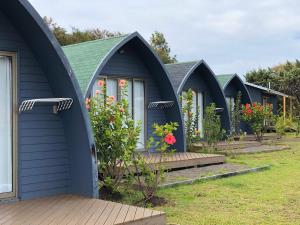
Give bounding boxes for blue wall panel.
[0,10,71,200]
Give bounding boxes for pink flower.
[95,90,100,95]
[97,80,104,87]
[85,98,90,105]
[109,96,116,101]
[86,104,90,110]
[164,133,176,145]
[119,79,126,88]
[119,107,125,113]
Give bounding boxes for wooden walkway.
[143,152,225,170]
[0,195,166,225]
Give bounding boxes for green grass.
[120,140,300,225]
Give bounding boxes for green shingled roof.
[216,74,235,89]
[63,34,129,94]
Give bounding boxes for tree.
[150,31,177,64]
[43,17,122,46]
[245,60,300,116]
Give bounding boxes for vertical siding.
[0,11,70,200]
[101,44,167,146]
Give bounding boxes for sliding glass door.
[0,53,16,198]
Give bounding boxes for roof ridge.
[62,34,129,49]
[165,60,201,66]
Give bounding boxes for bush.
[275,116,286,137]
[241,102,273,141]
[128,122,178,201]
[87,80,141,192]
[203,103,225,151]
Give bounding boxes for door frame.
[0,51,18,199]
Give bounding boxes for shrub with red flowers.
[241,102,273,141]
[128,122,178,201]
[88,80,141,192]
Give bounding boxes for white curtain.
[197,92,204,137]
[106,79,118,101]
[125,80,133,115]
[134,80,145,150]
[0,56,12,194]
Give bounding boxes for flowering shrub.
[181,89,201,150]
[128,122,178,201]
[241,102,273,141]
[87,80,141,192]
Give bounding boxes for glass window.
[0,56,13,194]
[106,79,118,101]
[134,80,145,149]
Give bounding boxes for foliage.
[150,31,177,64]
[44,17,122,46]
[87,80,141,191]
[241,102,273,141]
[275,115,286,137]
[245,60,300,116]
[230,91,242,137]
[181,89,201,150]
[203,103,225,150]
[128,122,178,201]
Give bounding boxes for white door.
[0,55,14,197]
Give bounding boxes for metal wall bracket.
[148,101,175,110]
[19,98,73,114]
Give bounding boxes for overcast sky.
[29,0,300,76]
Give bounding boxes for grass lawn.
[120,139,300,225]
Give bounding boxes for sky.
[29,0,300,76]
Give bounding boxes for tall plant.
[128,122,178,201]
[87,80,141,192]
[231,91,242,136]
[181,89,201,150]
[203,103,225,151]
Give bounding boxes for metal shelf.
[19,98,73,114]
[148,101,174,110]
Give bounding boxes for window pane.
[106,79,118,101]
[0,56,12,194]
[91,78,104,97]
[134,80,145,149]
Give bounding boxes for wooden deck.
[0,195,166,225]
[144,152,225,170]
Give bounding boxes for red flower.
[247,109,253,114]
[164,133,176,145]
[119,79,126,88]
[97,80,104,87]
[252,102,256,107]
[245,103,250,109]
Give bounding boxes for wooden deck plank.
[91,201,116,225]
[103,202,123,225]
[114,204,130,224]
[0,195,166,225]
[4,196,60,225]
[124,206,137,222]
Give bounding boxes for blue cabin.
[0,0,98,201]
[63,32,185,152]
[245,82,288,115]
[217,74,252,132]
[166,60,231,135]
